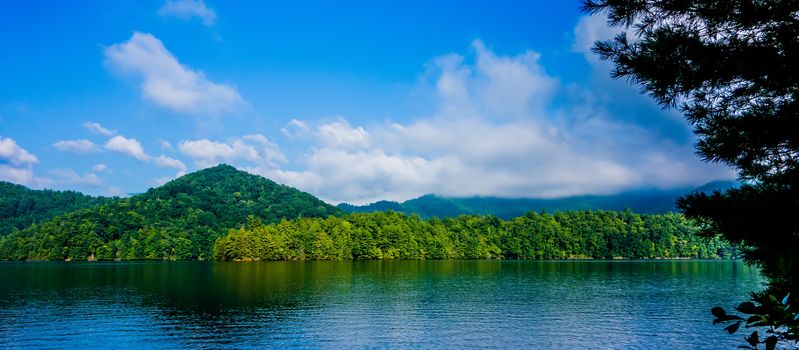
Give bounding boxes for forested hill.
[0,181,114,236]
[0,164,342,260]
[338,181,739,219]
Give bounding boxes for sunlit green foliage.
[0,164,341,261]
[0,165,729,263]
[214,210,731,261]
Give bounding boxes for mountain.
[338,181,740,219]
[0,181,114,236]
[691,180,739,194]
[0,165,342,261]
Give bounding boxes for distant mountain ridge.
[338,180,739,219]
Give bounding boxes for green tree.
[583,0,799,346]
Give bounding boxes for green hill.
[0,164,342,261]
[0,181,114,236]
[338,181,739,219]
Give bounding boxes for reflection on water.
[0,260,762,349]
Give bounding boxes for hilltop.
[0,181,114,236]
[0,165,341,260]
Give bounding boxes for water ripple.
[0,260,763,349]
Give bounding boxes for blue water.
[0,260,762,349]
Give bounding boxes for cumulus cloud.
[317,119,370,150]
[258,39,732,204]
[104,135,148,161]
[52,139,98,153]
[281,119,312,139]
[0,138,95,190]
[103,134,188,173]
[82,121,116,136]
[159,139,172,150]
[153,170,187,187]
[158,0,216,26]
[153,154,187,172]
[0,137,38,167]
[92,163,108,172]
[572,15,621,64]
[0,137,41,186]
[179,134,285,169]
[104,32,242,115]
[0,165,38,186]
[77,28,731,204]
[48,169,102,187]
[105,186,127,197]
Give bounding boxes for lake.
[0,260,761,349]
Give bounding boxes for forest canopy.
[0,181,114,236]
[0,165,730,262]
[213,211,731,262]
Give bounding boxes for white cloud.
[258,39,732,204]
[102,132,190,175]
[0,165,38,186]
[281,119,311,139]
[153,170,187,187]
[80,32,730,204]
[159,139,172,150]
[104,32,242,115]
[105,135,149,161]
[52,139,97,153]
[82,121,116,136]
[92,163,108,172]
[572,15,620,64]
[105,186,127,197]
[0,139,98,189]
[158,0,216,26]
[0,137,38,167]
[261,149,448,203]
[153,154,187,172]
[471,40,558,118]
[0,137,42,186]
[241,134,270,144]
[48,169,102,187]
[317,119,370,150]
[179,134,286,169]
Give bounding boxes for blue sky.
[0,0,733,203]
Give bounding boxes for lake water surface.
[0,260,761,349]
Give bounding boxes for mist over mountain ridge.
[338,180,739,219]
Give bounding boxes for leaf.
[712,306,728,318]
[736,302,758,314]
[745,331,759,346]
[781,293,790,305]
[746,315,763,324]
[725,321,742,334]
[764,335,777,350]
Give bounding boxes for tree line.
[213,210,731,261]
